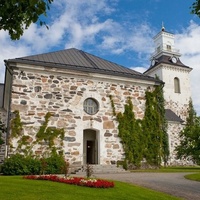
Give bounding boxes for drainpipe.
[4,60,14,158]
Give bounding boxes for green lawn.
[131,166,200,173]
[0,176,181,200]
[184,173,200,182]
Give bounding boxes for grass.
[130,166,200,173]
[184,173,200,182]
[0,176,181,200]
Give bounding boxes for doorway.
[83,129,99,164]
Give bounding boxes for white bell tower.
[144,26,192,120]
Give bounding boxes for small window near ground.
[83,98,99,115]
[174,77,181,93]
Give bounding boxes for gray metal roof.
[165,109,184,123]
[6,48,161,83]
[144,55,192,74]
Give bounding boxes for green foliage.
[10,110,23,138]
[3,111,67,175]
[175,100,200,165]
[143,85,168,166]
[36,112,65,148]
[111,85,168,168]
[0,118,6,145]
[109,95,116,116]
[16,135,34,155]
[85,163,94,178]
[117,97,143,167]
[40,150,67,174]
[1,154,41,175]
[1,151,67,175]
[0,0,53,40]
[9,110,65,159]
[191,0,200,18]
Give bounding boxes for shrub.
[85,163,93,178]
[1,152,67,175]
[44,152,66,174]
[24,156,41,175]
[1,154,41,175]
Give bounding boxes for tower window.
[157,46,161,53]
[174,77,181,93]
[83,98,99,115]
[167,45,171,51]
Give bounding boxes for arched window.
[83,98,99,115]
[174,77,181,93]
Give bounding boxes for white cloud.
[0,0,118,83]
[175,21,200,115]
[0,1,199,115]
[131,67,146,73]
[0,30,33,84]
[99,23,154,55]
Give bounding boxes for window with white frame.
[83,98,99,115]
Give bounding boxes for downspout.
[4,60,14,158]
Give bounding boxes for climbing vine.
[0,118,6,145]
[36,112,65,148]
[10,110,23,138]
[117,97,143,167]
[143,85,168,167]
[10,111,65,155]
[110,85,169,168]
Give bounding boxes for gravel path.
[95,172,200,200]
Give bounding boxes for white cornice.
[11,63,158,86]
[145,63,192,75]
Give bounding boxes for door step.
[69,164,127,175]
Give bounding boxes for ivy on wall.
[36,112,64,148]
[10,111,65,155]
[110,85,169,168]
[0,118,6,145]
[10,110,23,138]
[116,97,143,167]
[143,85,168,166]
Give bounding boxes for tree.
[117,98,143,168]
[175,100,200,165]
[110,84,168,169]
[191,0,200,18]
[143,85,168,167]
[0,0,53,40]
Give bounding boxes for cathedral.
[0,27,192,166]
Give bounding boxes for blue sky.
[0,0,200,113]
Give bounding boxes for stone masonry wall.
[167,122,193,166]
[9,68,151,165]
[165,100,188,122]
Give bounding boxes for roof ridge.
[79,50,99,69]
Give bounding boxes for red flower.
[23,175,114,188]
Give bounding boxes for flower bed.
[23,175,114,188]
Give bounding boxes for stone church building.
[0,27,192,166]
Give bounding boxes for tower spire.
[161,22,165,31]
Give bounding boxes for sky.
[0,0,200,114]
